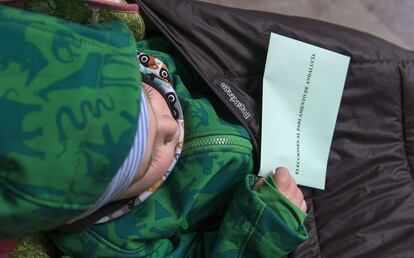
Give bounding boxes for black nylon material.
[137,0,414,257]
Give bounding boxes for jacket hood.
[0,5,141,238]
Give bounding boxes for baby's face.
[115,83,179,200]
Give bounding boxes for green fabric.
[99,10,145,40]
[24,0,146,40]
[49,42,308,257]
[0,5,141,237]
[9,233,56,258]
[255,176,308,235]
[25,0,91,23]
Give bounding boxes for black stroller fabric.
[137,0,414,257]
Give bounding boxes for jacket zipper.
[182,135,252,152]
[139,0,260,170]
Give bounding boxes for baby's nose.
[159,113,179,144]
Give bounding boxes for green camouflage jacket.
[0,5,307,257]
[50,38,308,257]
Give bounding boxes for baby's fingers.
[273,167,292,193]
[300,199,307,213]
[253,177,265,190]
[273,167,307,212]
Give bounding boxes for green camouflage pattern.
[0,5,141,237]
[50,42,308,257]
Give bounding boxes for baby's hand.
[254,167,307,213]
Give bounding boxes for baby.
[115,58,307,211]
[49,48,309,257]
[0,4,308,257]
[114,56,306,211]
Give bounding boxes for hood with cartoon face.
[0,5,142,238]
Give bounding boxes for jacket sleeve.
[187,174,309,258]
[50,173,308,258]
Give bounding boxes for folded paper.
[260,33,350,190]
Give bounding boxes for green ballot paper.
[260,33,350,190]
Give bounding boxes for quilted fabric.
[137,0,414,257]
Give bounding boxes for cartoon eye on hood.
[171,107,179,120]
[165,92,178,119]
[158,66,171,83]
[166,92,176,105]
[138,52,157,69]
